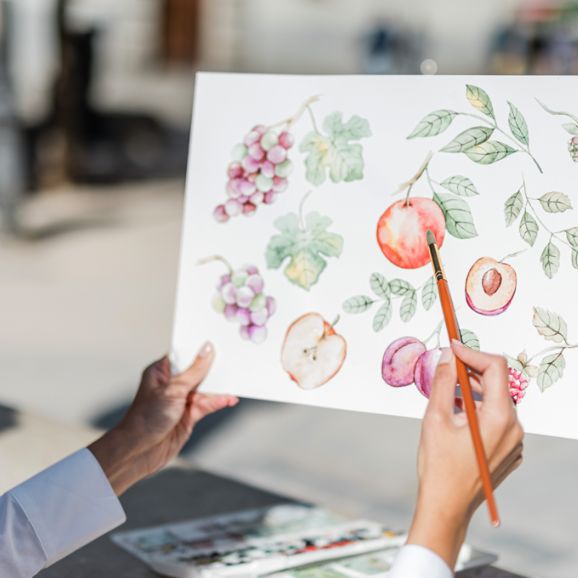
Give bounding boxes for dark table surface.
[38,466,529,578]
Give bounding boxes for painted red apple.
[465,257,517,316]
[414,348,443,398]
[281,313,347,390]
[381,336,427,387]
[376,197,445,269]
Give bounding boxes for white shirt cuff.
[10,448,126,567]
[388,544,453,578]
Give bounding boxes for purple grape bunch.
[568,136,578,163]
[213,125,295,222]
[212,264,276,344]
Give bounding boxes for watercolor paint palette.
[171,74,578,439]
[111,505,404,578]
[269,544,497,578]
[111,504,495,578]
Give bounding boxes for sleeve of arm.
[388,544,453,578]
[0,448,126,578]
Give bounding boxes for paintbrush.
[425,229,500,528]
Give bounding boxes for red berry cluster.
[508,366,528,405]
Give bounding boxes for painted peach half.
[381,336,427,387]
[414,348,443,398]
[465,257,517,316]
[376,197,445,269]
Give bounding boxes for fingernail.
[438,347,452,364]
[451,338,465,348]
[197,341,214,358]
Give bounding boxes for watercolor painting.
[199,255,276,344]
[281,313,347,390]
[266,191,344,291]
[171,74,578,440]
[464,256,517,315]
[538,100,578,163]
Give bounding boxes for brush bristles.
[426,229,436,246]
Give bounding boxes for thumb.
[172,341,215,393]
[427,347,457,417]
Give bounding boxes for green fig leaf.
[283,250,326,291]
[300,112,371,185]
[266,210,343,290]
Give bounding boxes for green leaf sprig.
[407,84,543,173]
[343,273,438,331]
[503,179,577,279]
[506,307,577,391]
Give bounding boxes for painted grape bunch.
[213,125,294,222]
[200,256,276,344]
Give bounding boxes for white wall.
[199,0,523,73]
[7,0,526,123]
[7,0,161,122]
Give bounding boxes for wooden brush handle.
[437,278,500,527]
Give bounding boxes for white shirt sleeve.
[388,544,453,578]
[0,448,126,578]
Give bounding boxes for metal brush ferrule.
[428,243,446,280]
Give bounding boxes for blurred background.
[1,1,577,576]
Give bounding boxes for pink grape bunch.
[212,265,277,344]
[213,124,294,222]
[568,136,578,163]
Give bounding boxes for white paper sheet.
[171,73,578,439]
